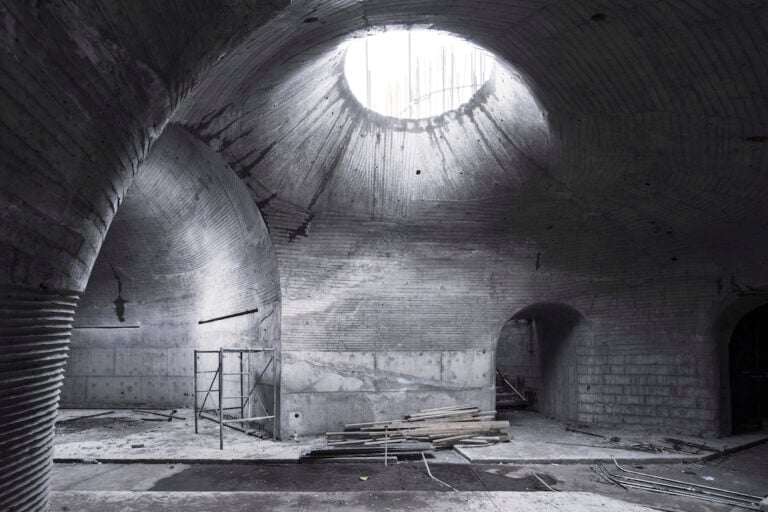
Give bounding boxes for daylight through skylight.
[344,29,496,119]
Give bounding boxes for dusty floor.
[52,437,768,511]
[54,408,768,464]
[52,408,768,511]
[50,490,660,512]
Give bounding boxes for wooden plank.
[405,409,480,420]
[418,405,476,413]
[433,434,473,443]
[362,420,509,432]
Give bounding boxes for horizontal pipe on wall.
[198,308,259,325]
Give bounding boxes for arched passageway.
[61,126,281,425]
[496,303,587,422]
[729,304,768,434]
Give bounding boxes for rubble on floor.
[301,404,509,461]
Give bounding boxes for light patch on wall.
[344,29,496,119]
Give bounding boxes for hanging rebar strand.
[450,50,455,110]
[442,46,446,113]
[408,30,413,118]
[415,55,421,118]
[428,59,433,116]
[365,38,371,109]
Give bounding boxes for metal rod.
[56,411,114,424]
[384,426,388,467]
[496,369,527,402]
[198,307,258,325]
[272,352,277,441]
[594,463,628,490]
[134,409,185,420]
[612,458,763,500]
[421,452,457,491]
[198,366,220,413]
[194,351,198,434]
[617,481,760,510]
[240,352,245,420]
[532,473,558,492]
[241,356,273,411]
[196,348,275,353]
[610,473,757,505]
[199,412,260,436]
[218,348,224,450]
[222,415,274,424]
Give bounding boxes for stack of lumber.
[300,404,509,461]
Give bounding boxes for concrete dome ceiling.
[176,31,551,214]
[172,0,768,276]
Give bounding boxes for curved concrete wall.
[61,126,280,413]
[0,2,287,509]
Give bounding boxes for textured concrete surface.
[4,0,768,509]
[282,350,493,434]
[50,491,658,512]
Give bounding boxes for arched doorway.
[729,304,768,434]
[496,303,586,422]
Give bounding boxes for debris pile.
[300,404,509,461]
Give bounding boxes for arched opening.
[729,304,768,434]
[61,126,282,436]
[496,303,586,422]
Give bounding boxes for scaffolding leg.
[272,354,277,440]
[193,350,198,434]
[240,352,245,419]
[218,348,224,450]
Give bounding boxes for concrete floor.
[50,491,659,512]
[54,408,324,462]
[52,438,768,511]
[52,408,768,511]
[55,408,768,465]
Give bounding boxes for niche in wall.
[496,303,587,422]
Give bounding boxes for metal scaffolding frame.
[193,347,277,449]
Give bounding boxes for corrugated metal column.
[0,284,79,511]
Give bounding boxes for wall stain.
[287,213,315,243]
[110,265,127,322]
[256,192,278,210]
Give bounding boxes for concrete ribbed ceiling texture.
[173,0,768,273]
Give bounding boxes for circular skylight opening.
[344,29,496,120]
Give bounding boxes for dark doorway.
[730,304,768,434]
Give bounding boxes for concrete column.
[0,284,79,511]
